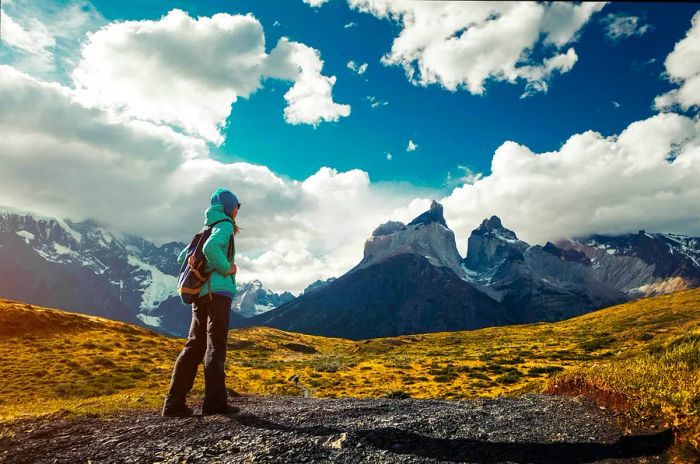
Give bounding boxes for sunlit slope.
[0,288,698,421]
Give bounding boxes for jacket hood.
[203,204,232,226]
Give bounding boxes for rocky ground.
[0,394,672,463]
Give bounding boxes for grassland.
[0,289,698,458]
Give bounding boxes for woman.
[162,188,241,417]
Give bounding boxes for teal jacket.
[178,204,237,299]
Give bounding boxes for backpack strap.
[205,218,233,301]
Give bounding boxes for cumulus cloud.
[386,153,392,160]
[3,62,700,292]
[0,65,411,294]
[406,139,417,151]
[347,0,605,96]
[439,113,700,255]
[72,9,349,144]
[602,13,651,41]
[655,11,700,112]
[0,0,104,79]
[347,60,368,74]
[267,38,351,126]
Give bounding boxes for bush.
[496,371,522,384]
[527,366,563,376]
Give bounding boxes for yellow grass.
[0,289,698,458]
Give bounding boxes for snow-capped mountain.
[232,280,295,318]
[558,231,700,296]
[0,207,296,336]
[460,218,628,322]
[236,202,700,339]
[237,201,509,339]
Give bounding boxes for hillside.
[0,289,698,459]
[0,289,700,462]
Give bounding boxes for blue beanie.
[210,188,239,215]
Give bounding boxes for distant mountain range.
[235,201,700,339]
[1,204,698,339]
[0,207,295,336]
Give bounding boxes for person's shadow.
[228,413,673,463]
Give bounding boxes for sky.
[1,1,699,294]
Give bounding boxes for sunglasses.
[237,203,242,210]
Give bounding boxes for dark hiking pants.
[162,294,231,414]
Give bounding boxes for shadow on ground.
[230,413,673,463]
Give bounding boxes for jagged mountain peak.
[355,200,463,278]
[464,216,528,270]
[473,215,519,239]
[407,200,447,228]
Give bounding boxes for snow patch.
[137,313,163,327]
[128,255,177,311]
[254,303,275,315]
[52,243,74,255]
[16,231,35,243]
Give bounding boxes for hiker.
[162,188,241,417]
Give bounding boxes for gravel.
[0,394,672,463]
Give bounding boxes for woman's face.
[230,204,240,219]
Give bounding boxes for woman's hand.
[228,263,237,275]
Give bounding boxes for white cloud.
[3,62,700,293]
[366,95,388,108]
[612,100,621,108]
[439,112,700,255]
[347,1,605,96]
[347,60,368,75]
[602,13,651,41]
[303,0,331,7]
[386,153,392,160]
[0,9,55,61]
[72,9,349,144]
[406,139,417,151]
[268,38,351,126]
[655,11,700,112]
[444,165,482,187]
[0,65,411,294]
[344,22,357,29]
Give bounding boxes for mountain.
[233,280,295,318]
[0,207,294,336]
[461,217,628,323]
[238,203,700,339]
[557,231,700,296]
[302,277,337,295]
[237,201,509,339]
[2,205,699,340]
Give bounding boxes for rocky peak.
[473,215,517,239]
[407,200,448,228]
[372,221,406,237]
[353,201,464,278]
[463,216,528,271]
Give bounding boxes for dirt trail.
[0,394,671,463]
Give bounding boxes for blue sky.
[87,1,698,190]
[1,1,699,293]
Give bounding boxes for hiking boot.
[161,405,194,417]
[201,404,240,416]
